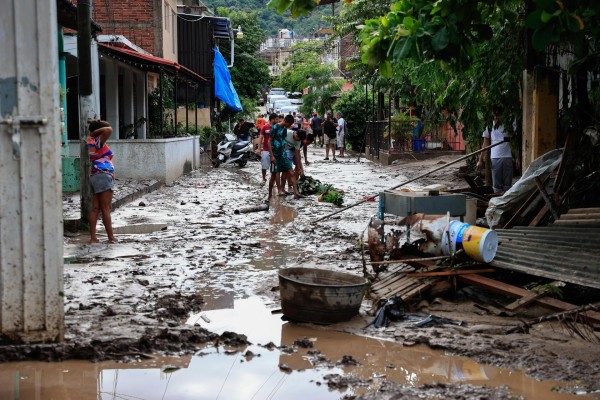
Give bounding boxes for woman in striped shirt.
[87,120,116,244]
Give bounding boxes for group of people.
[252,110,350,201]
[255,113,317,200]
[307,111,347,160]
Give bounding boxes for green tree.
[330,1,524,147]
[272,40,341,116]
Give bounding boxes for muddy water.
[0,297,584,400]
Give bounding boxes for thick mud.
[2,147,599,399]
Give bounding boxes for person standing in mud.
[322,112,338,161]
[257,113,278,186]
[476,107,517,193]
[87,120,117,244]
[336,111,346,158]
[268,115,303,199]
[310,112,323,147]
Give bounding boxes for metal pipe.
[313,139,510,223]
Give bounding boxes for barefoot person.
[257,113,278,186]
[269,115,303,199]
[87,120,116,243]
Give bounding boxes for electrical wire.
[215,352,240,400]
[249,368,279,400]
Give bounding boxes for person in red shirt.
[257,113,278,186]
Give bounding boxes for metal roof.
[492,208,600,289]
[98,43,208,83]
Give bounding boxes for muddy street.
[2,146,599,399]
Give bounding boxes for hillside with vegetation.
[204,0,340,36]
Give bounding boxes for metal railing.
[365,120,465,158]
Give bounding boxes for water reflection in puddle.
[249,203,305,271]
[0,298,586,400]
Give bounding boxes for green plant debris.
[297,175,344,206]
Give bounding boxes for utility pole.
[77,0,95,224]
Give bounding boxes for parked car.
[280,105,299,115]
[290,99,303,106]
[266,88,286,107]
[268,95,288,113]
[269,88,286,96]
[273,99,293,114]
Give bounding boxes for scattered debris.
[506,302,600,342]
[234,204,269,214]
[298,175,345,206]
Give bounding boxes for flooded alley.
[2,150,599,399]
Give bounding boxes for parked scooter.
[213,133,253,168]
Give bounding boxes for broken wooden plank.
[503,174,550,229]
[505,287,551,311]
[371,273,411,291]
[405,268,495,278]
[374,282,422,299]
[458,274,600,324]
[534,176,559,221]
[401,282,435,302]
[369,254,460,265]
[529,204,549,226]
[372,276,419,295]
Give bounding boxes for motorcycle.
[213,133,253,168]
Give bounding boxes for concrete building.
[258,28,342,78]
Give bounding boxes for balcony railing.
[365,120,465,158]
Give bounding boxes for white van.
[267,95,288,113]
[273,99,293,114]
[266,88,286,107]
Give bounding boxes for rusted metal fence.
[365,120,465,157]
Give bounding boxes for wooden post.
[77,0,95,224]
[532,67,559,160]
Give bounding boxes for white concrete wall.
[69,136,200,184]
[0,0,64,342]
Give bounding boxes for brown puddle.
[0,298,585,399]
[249,203,305,271]
[269,203,298,225]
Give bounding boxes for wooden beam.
[503,173,549,229]
[459,274,600,323]
[534,176,559,220]
[405,268,495,278]
[505,287,550,311]
[529,204,549,226]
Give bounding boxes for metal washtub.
[278,267,367,324]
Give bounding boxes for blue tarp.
[213,47,242,112]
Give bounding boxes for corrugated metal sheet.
[493,209,600,289]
